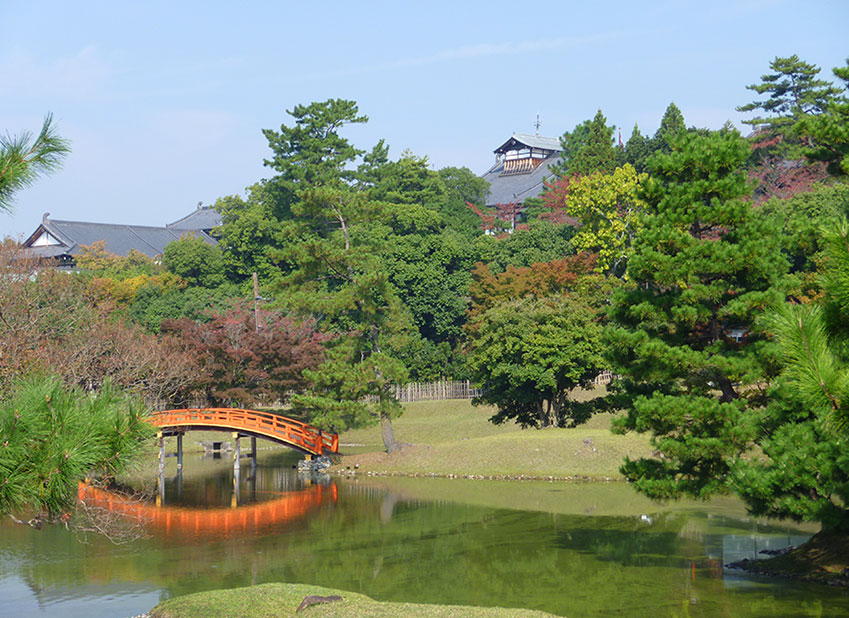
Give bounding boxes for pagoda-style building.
[481,133,563,208]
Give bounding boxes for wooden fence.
[391,380,482,403]
[392,372,614,402]
[147,373,616,409]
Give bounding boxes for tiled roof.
[481,154,562,206]
[494,133,562,154]
[167,206,222,231]
[22,213,217,260]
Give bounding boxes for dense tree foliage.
[162,235,226,288]
[468,295,604,428]
[542,165,647,276]
[799,59,849,176]
[607,128,787,500]
[567,109,618,176]
[732,221,849,530]
[162,306,326,406]
[738,55,840,140]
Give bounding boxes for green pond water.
[1,446,848,617]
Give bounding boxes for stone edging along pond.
[333,468,620,482]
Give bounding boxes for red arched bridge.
[148,408,338,456]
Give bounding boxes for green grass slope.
[334,398,653,479]
[150,582,554,617]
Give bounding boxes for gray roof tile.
[481,154,562,206]
[167,206,222,231]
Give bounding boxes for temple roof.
[494,133,562,154]
[167,205,222,232]
[22,211,217,262]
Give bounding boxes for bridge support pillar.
[250,436,257,476]
[176,434,183,471]
[157,432,165,507]
[232,432,241,508]
[233,432,241,472]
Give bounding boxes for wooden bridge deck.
[148,408,338,456]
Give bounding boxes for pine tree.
[731,220,849,530]
[0,377,152,520]
[0,114,70,213]
[799,59,849,176]
[607,128,787,500]
[737,55,840,136]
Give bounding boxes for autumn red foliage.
[467,252,599,322]
[162,305,327,406]
[0,244,198,402]
[749,135,828,203]
[539,176,581,226]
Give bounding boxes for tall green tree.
[568,109,618,176]
[737,55,840,138]
[0,114,70,212]
[607,128,787,500]
[217,99,372,283]
[731,220,849,530]
[262,99,367,210]
[648,102,686,156]
[624,124,651,173]
[276,185,411,452]
[799,58,849,176]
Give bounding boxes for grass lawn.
[334,396,653,480]
[150,582,554,617]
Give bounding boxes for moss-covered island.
[150,583,554,617]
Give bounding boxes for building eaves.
[494,133,562,154]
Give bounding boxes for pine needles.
[0,375,154,520]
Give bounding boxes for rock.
[296,594,342,612]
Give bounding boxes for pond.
[1,446,847,617]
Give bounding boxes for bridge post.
[176,434,183,471]
[233,432,241,472]
[250,436,257,476]
[157,432,165,507]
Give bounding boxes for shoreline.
[331,464,621,483]
[725,531,849,588]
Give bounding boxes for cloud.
[0,45,118,102]
[303,33,619,80]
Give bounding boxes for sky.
[2,0,847,240]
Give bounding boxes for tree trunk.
[380,409,400,453]
[539,400,551,428]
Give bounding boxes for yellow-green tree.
[543,164,646,276]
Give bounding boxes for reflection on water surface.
[1,447,847,617]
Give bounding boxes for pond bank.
[727,530,849,588]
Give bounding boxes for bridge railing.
[149,408,338,455]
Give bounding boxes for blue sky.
[2,0,847,239]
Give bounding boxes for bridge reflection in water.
[77,481,337,538]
